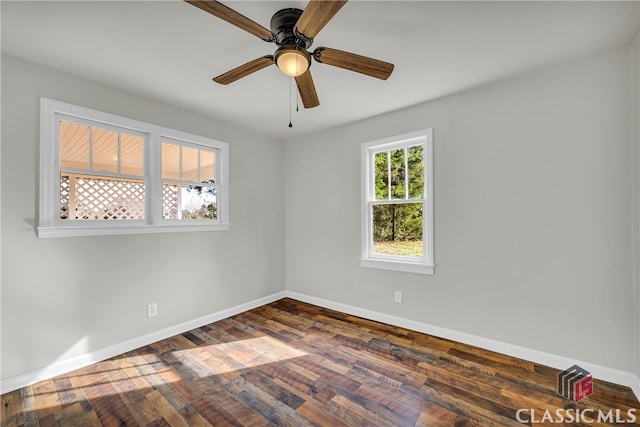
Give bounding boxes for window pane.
[61,173,145,220]
[92,127,118,173]
[200,150,216,183]
[390,148,406,199]
[162,183,179,219]
[163,183,217,220]
[374,151,389,200]
[182,146,198,182]
[162,142,180,180]
[121,134,144,176]
[408,145,424,198]
[372,202,423,256]
[59,121,90,170]
[60,174,70,219]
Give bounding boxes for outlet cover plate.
[394,291,403,303]
[147,302,158,317]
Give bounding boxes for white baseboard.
[0,291,286,394]
[285,291,640,401]
[3,289,638,402]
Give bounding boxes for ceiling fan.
[185,0,394,109]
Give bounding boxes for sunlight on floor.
[172,335,308,376]
[26,335,307,413]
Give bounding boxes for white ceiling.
[2,1,638,140]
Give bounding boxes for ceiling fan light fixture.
[275,46,310,77]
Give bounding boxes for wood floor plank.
[348,383,422,425]
[145,389,190,427]
[18,385,41,426]
[321,396,387,426]
[188,394,244,427]
[294,356,361,393]
[330,393,395,426]
[52,401,102,427]
[177,403,214,427]
[106,368,161,425]
[2,298,639,426]
[239,368,306,410]
[30,379,61,421]
[257,361,336,403]
[1,390,25,427]
[422,360,506,404]
[420,378,527,427]
[414,401,481,427]
[295,400,352,427]
[194,376,275,426]
[74,368,139,426]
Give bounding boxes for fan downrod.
[270,8,313,48]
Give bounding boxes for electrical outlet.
[394,291,403,303]
[147,302,158,317]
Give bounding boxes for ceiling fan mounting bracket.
[270,8,313,49]
[312,47,325,63]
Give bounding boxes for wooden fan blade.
[314,47,394,80]
[185,1,274,42]
[295,70,320,108]
[295,0,348,40]
[213,56,274,85]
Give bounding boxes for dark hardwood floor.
[2,298,639,426]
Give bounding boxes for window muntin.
[361,129,434,274]
[39,98,230,237]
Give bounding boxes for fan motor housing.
[270,8,312,48]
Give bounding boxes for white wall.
[286,45,638,374]
[631,32,640,378]
[3,38,639,389]
[0,54,286,380]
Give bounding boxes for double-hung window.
[160,139,219,221]
[39,98,229,237]
[57,118,147,223]
[361,129,434,274]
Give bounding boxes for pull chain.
[288,77,293,128]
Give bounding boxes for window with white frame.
[39,98,229,237]
[161,139,219,221]
[361,129,434,274]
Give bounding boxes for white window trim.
[39,98,230,238]
[360,129,434,275]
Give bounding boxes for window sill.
[37,223,230,238]
[360,258,435,275]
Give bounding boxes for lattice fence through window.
[163,184,179,220]
[60,174,146,220]
[60,175,70,219]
